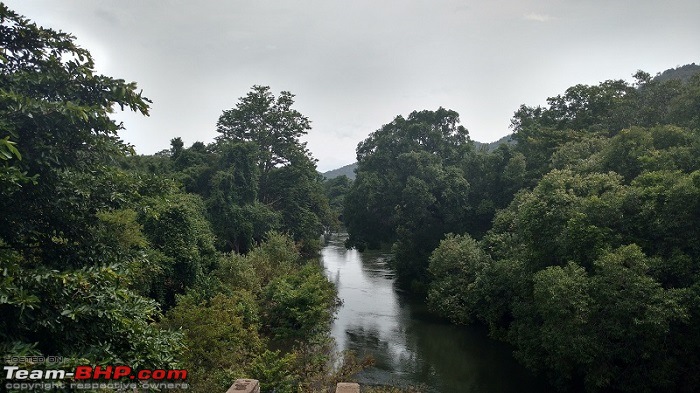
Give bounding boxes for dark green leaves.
[345,108,475,282]
[216,85,312,173]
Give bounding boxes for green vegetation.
[654,63,700,83]
[3,3,700,392]
[0,5,343,393]
[344,108,525,284]
[323,175,352,231]
[161,233,340,392]
[344,64,700,391]
[123,85,334,257]
[0,3,180,369]
[322,162,357,180]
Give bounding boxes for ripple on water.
[322,235,551,393]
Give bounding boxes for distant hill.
[322,134,515,180]
[473,134,515,152]
[653,63,700,83]
[322,162,357,180]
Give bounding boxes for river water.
[321,234,550,393]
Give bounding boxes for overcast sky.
[6,1,699,171]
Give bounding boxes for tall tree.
[345,108,474,282]
[213,87,331,255]
[216,85,312,174]
[0,5,180,367]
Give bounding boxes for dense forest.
[343,66,700,390]
[0,6,359,392]
[3,3,700,392]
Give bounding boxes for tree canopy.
[216,85,312,174]
[1,6,342,392]
[344,108,527,284]
[422,71,700,392]
[0,4,180,368]
[4,3,700,391]
[343,63,700,392]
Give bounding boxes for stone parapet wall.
[225,380,359,392]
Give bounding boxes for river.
[321,234,550,393]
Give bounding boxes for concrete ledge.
[226,379,260,393]
[336,382,360,393]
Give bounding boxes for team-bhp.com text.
[4,365,189,390]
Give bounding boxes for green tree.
[509,246,688,392]
[216,87,333,253]
[140,193,218,308]
[216,85,311,174]
[423,69,700,392]
[427,234,491,325]
[163,292,263,392]
[164,232,341,393]
[0,4,149,262]
[669,72,700,130]
[461,144,526,235]
[458,168,699,391]
[262,160,332,255]
[261,264,337,343]
[202,141,281,253]
[510,71,699,182]
[158,87,334,256]
[344,108,474,282]
[0,5,181,368]
[323,175,352,231]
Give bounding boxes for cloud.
[94,8,119,26]
[524,12,553,22]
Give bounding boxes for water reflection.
[322,234,549,393]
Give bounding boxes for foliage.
[139,192,218,308]
[510,71,700,181]
[163,233,342,393]
[1,247,183,369]
[0,6,344,393]
[124,88,334,256]
[261,263,337,342]
[0,5,184,371]
[428,169,700,391]
[214,231,299,296]
[509,246,688,391]
[323,174,352,231]
[216,85,312,174]
[345,108,530,284]
[261,159,332,255]
[249,349,297,393]
[163,292,263,392]
[427,234,491,325]
[344,109,475,282]
[7,4,700,391]
[424,68,700,391]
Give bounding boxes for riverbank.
[321,234,550,393]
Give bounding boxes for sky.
[6,1,700,172]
